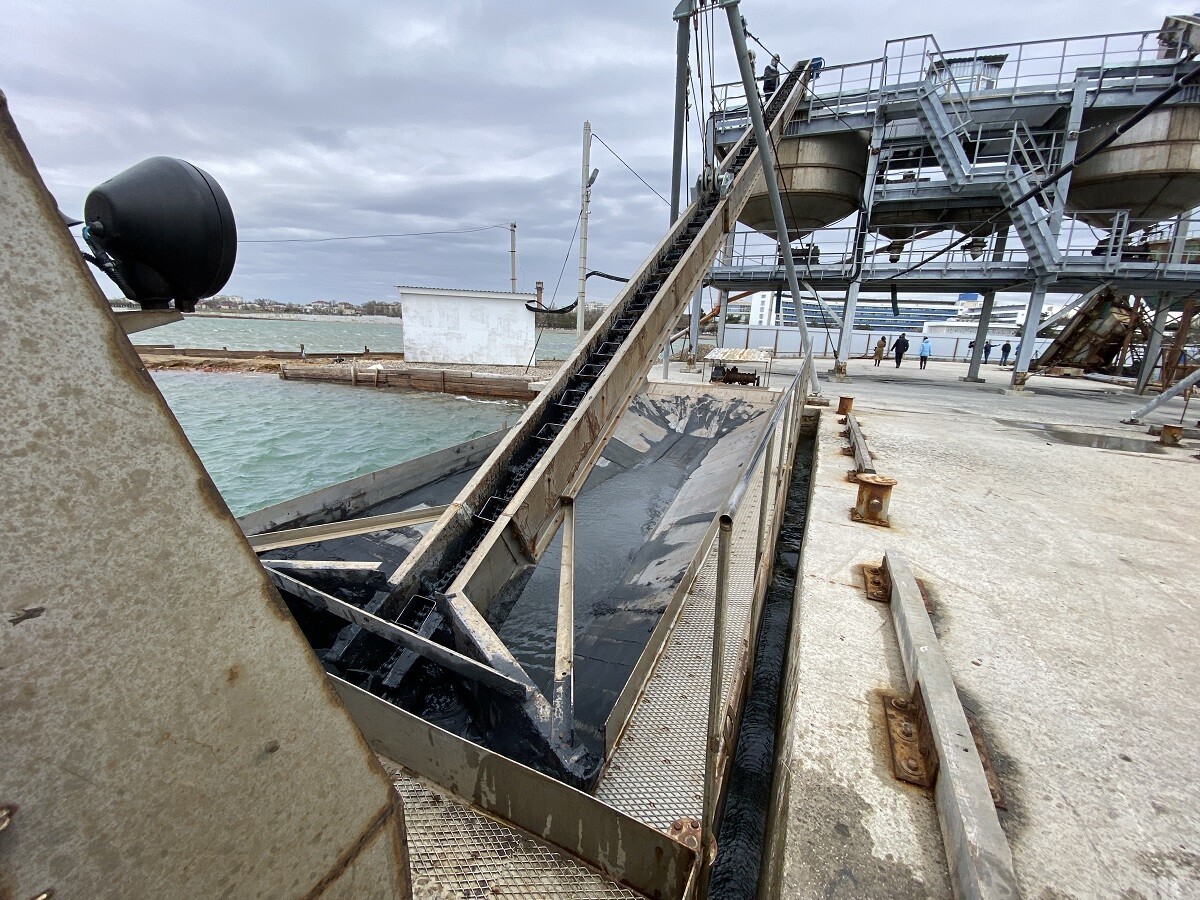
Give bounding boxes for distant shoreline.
[185,311,406,325]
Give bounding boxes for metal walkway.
[595,451,773,830]
[389,769,645,900]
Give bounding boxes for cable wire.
[548,211,582,305]
[591,133,670,205]
[239,223,511,244]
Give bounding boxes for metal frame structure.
[705,21,1200,389]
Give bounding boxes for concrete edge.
[884,550,1021,900]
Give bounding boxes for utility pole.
[575,121,595,341]
[509,223,517,292]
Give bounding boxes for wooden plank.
[267,569,529,701]
[246,505,448,552]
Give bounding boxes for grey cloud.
[3,0,1173,304]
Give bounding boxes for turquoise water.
[140,314,579,360]
[153,370,520,517]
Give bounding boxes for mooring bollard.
[1160,424,1184,446]
[852,474,897,527]
[837,395,854,415]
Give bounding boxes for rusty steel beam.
[267,569,530,701]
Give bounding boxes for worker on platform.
[890,333,910,368]
[919,337,932,370]
[1000,341,1012,366]
[763,55,780,98]
[983,340,993,364]
[873,336,887,366]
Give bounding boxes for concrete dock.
[652,359,1199,898]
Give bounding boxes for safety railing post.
[755,437,775,568]
[702,515,734,877]
[551,498,575,749]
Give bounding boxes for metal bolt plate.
[862,564,890,603]
[882,690,938,789]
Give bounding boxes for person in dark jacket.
[890,333,910,368]
[763,55,780,97]
[1000,341,1012,365]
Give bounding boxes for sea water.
[153,370,520,517]
[141,314,579,360]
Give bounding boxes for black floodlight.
[81,156,236,312]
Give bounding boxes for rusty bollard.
[1160,424,1183,446]
[837,396,855,415]
[851,474,897,527]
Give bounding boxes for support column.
[715,231,735,347]
[832,281,860,380]
[721,0,821,396]
[688,285,702,367]
[1137,295,1172,394]
[669,2,694,225]
[1009,278,1051,390]
[963,293,996,382]
[1048,77,1087,237]
[963,228,1009,383]
[833,124,884,379]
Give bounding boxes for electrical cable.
[239,223,511,243]
[590,133,670,205]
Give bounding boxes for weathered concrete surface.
[0,93,409,897]
[755,359,1200,898]
[767,403,953,899]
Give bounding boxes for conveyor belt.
[273,63,816,785]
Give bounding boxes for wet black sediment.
[708,423,816,900]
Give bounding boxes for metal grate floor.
[594,453,772,830]
[391,770,645,899]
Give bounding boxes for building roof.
[396,285,537,301]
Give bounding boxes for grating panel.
[595,454,774,830]
[391,770,645,899]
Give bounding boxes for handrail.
[720,369,805,522]
[701,353,813,875]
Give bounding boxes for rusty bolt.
[899,721,916,740]
[903,757,921,775]
[890,697,909,711]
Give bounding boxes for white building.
[397,286,537,366]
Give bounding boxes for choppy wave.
[153,370,517,516]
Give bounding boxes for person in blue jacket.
[919,336,932,370]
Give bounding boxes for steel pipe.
[1128,365,1200,422]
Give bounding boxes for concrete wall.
[0,92,410,898]
[400,286,536,365]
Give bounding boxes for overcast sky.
[2,0,1175,306]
